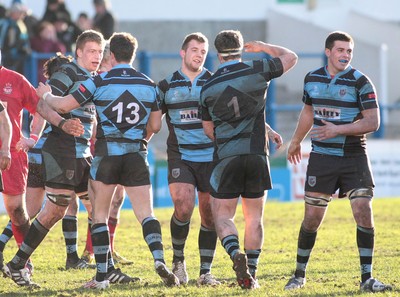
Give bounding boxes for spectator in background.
[93,0,115,39]
[11,0,39,38]
[54,11,82,53]
[42,0,71,24]
[30,21,66,83]
[76,12,92,32]
[2,2,31,74]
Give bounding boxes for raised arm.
[244,41,298,73]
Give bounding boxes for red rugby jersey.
[0,66,39,152]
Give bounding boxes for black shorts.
[305,153,374,197]
[210,154,271,199]
[90,152,150,187]
[42,151,91,192]
[167,159,214,192]
[27,163,45,188]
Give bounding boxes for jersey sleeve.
[48,67,75,96]
[157,79,168,114]
[199,90,212,121]
[70,77,96,106]
[357,74,378,111]
[152,88,161,112]
[262,57,284,81]
[20,75,39,114]
[302,73,312,106]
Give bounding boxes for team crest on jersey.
[3,83,12,95]
[171,168,180,179]
[339,88,347,97]
[66,170,75,180]
[308,176,316,187]
[180,109,200,122]
[171,90,184,101]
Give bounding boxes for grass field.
[0,198,399,296]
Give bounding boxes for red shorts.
[2,151,28,196]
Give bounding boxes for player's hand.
[36,82,52,99]
[0,150,11,170]
[287,141,302,165]
[310,120,338,141]
[268,128,283,150]
[16,136,36,152]
[244,41,266,53]
[62,118,85,136]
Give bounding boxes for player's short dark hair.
[43,52,73,79]
[109,32,138,63]
[325,31,354,50]
[75,29,105,56]
[214,30,243,60]
[181,32,208,51]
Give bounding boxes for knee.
[173,198,194,221]
[301,217,322,232]
[8,205,28,223]
[245,216,263,231]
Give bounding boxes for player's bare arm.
[202,120,215,141]
[287,104,314,165]
[147,110,162,135]
[36,90,85,136]
[266,123,283,150]
[36,82,81,114]
[16,112,46,152]
[244,41,298,73]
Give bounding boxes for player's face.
[326,40,353,76]
[77,41,103,72]
[181,40,208,73]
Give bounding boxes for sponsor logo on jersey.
[314,107,340,120]
[3,83,12,95]
[83,103,96,116]
[121,70,130,77]
[308,176,316,187]
[172,168,180,179]
[221,68,230,75]
[180,109,200,122]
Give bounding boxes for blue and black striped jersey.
[200,58,284,160]
[303,65,378,156]
[42,61,95,158]
[158,69,214,162]
[72,64,160,156]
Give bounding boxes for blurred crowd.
[0,0,115,82]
